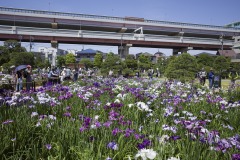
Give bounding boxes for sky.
[0,0,240,55]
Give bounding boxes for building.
[38,47,68,66]
[67,49,78,56]
[216,50,237,59]
[76,49,99,62]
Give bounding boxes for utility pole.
[29,36,34,52]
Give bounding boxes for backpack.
[23,70,28,78]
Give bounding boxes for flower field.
[0,77,240,160]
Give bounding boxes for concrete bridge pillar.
[51,40,58,48]
[118,44,132,58]
[173,49,181,55]
[51,23,58,29]
[172,47,193,55]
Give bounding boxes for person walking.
[25,65,32,91]
[208,68,214,89]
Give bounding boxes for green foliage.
[56,55,66,67]
[125,55,138,70]
[4,40,26,53]
[79,58,93,70]
[0,46,10,66]
[196,53,214,70]
[156,57,168,76]
[34,54,45,68]
[44,60,51,68]
[0,40,27,67]
[213,56,230,73]
[9,52,34,66]
[122,68,134,77]
[101,53,122,75]
[165,53,198,82]
[93,53,103,68]
[138,54,151,71]
[65,53,76,64]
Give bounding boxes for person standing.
[25,65,32,91]
[15,70,23,92]
[148,68,154,79]
[73,68,79,82]
[208,68,214,89]
[199,68,207,86]
[228,67,239,89]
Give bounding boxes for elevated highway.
[0,6,239,56]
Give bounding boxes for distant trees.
[56,55,66,68]
[124,55,138,70]
[138,54,152,71]
[101,52,122,76]
[80,58,93,70]
[93,53,103,69]
[213,56,230,74]
[65,53,76,64]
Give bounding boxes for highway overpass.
[0,6,240,57]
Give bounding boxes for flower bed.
[0,77,240,159]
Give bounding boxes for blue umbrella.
[15,65,28,72]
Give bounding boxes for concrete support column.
[173,47,193,55]
[118,44,131,58]
[173,49,180,55]
[51,40,58,48]
[51,23,58,29]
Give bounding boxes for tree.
[213,56,230,74]
[138,54,151,71]
[9,52,34,66]
[101,52,122,76]
[196,54,215,70]
[65,53,76,64]
[165,53,198,82]
[125,55,138,70]
[57,55,66,67]
[156,57,168,76]
[80,58,93,70]
[0,40,27,66]
[0,46,10,66]
[34,53,45,68]
[93,53,103,68]
[4,40,26,53]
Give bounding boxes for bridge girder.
[0,33,231,51]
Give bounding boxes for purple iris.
[63,112,71,117]
[137,139,151,149]
[45,144,52,150]
[107,141,118,150]
[232,154,240,160]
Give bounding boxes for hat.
[27,65,31,68]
